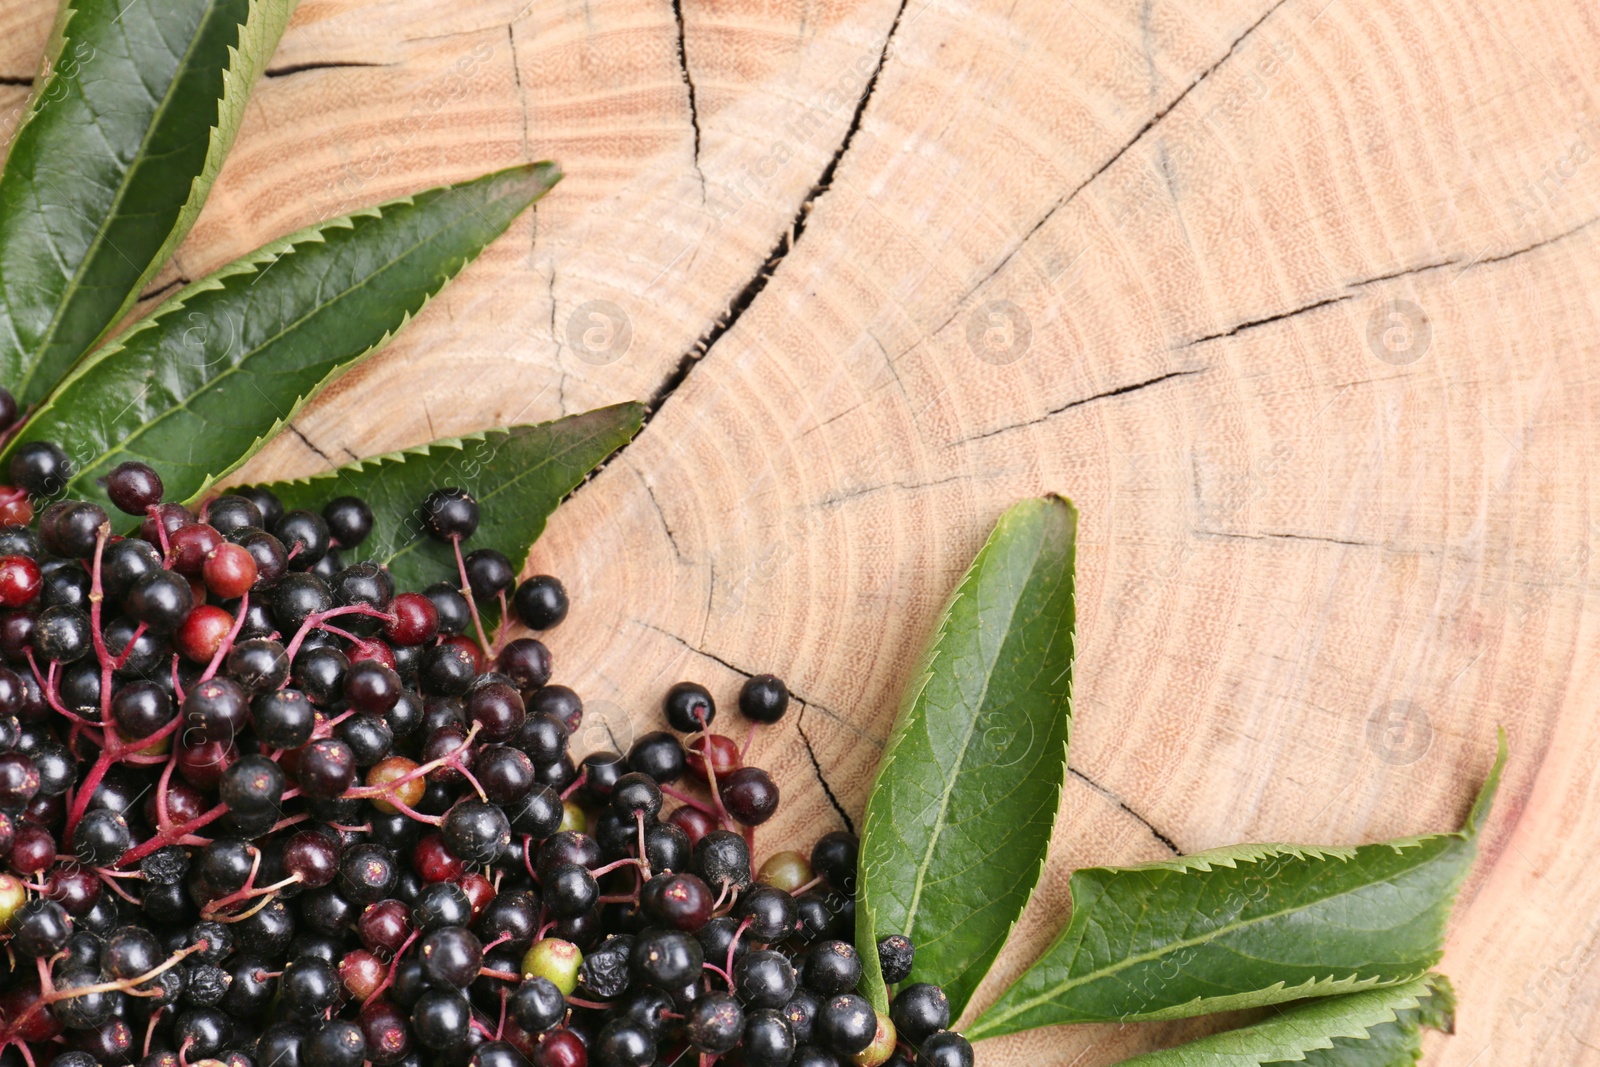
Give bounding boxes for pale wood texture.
[4,0,1598,1061]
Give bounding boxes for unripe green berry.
[559,799,587,835]
[757,850,813,892]
[852,1012,897,1067]
[522,937,583,995]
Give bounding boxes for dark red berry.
[0,556,41,608]
[203,542,257,598]
[384,591,438,646]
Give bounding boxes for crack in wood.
[642,479,688,562]
[1069,767,1179,854]
[797,701,856,835]
[287,423,333,464]
[1181,295,1351,348]
[0,75,32,87]
[264,60,392,79]
[668,0,704,202]
[138,275,192,303]
[957,368,1205,445]
[941,0,1292,322]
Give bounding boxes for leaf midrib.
[977,834,1463,1030]
[60,200,466,487]
[901,534,1040,943]
[16,0,226,401]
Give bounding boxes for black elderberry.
[617,986,676,1039]
[546,863,600,918]
[53,966,115,1028]
[322,495,373,548]
[330,560,393,615]
[310,545,344,581]
[229,637,291,692]
[420,641,477,696]
[413,881,474,931]
[736,885,799,944]
[218,755,285,814]
[687,992,745,1054]
[276,509,331,566]
[346,659,402,714]
[497,636,552,691]
[420,925,484,987]
[514,709,568,763]
[803,939,862,996]
[889,983,949,1043]
[414,987,474,1050]
[223,955,276,1016]
[579,933,636,999]
[723,766,780,825]
[663,681,715,732]
[336,712,393,766]
[11,899,72,958]
[424,580,472,635]
[124,569,193,632]
[593,1019,652,1067]
[39,561,89,610]
[782,989,821,1045]
[441,799,512,864]
[235,528,288,585]
[339,843,398,903]
[810,831,858,894]
[182,962,232,1007]
[272,572,332,632]
[611,772,663,820]
[628,730,686,784]
[281,955,341,1016]
[735,949,798,1009]
[10,440,71,496]
[918,1030,974,1067]
[509,782,565,839]
[642,821,691,874]
[739,674,790,724]
[307,1019,367,1067]
[298,738,357,799]
[73,807,131,865]
[513,574,569,630]
[818,993,876,1055]
[464,547,515,598]
[744,1008,798,1067]
[31,740,72,795]
[698,916,750,972]
[33,604,91,662]
[206,493,263,535]
[250,687,315,748]
[476,889,539,951]
[422,488,480,541]
[877,933,914,984]
[631,927,704,988]
[183,676,249,744]
[693,830,752,891]
[102,536,162,599]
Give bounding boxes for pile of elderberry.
[0,439,974,1067]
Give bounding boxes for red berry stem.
[559,769,588,801]
[281,604,397,663]
[658,784,716,816]
[451,534,492,658]
[363,930,419,1007]
[198,588,251,682]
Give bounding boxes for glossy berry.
[469,681,527,742]
[734,949,798,1009]
[877,934,914,985]
[532,1028,588,1067]
[33,605,91,662]
[251,687,315,748]
[203,541,257,598]
[414,880,473,930]
[420,925,484,987]
[611,772,662,820]
[175,603,234,663]
[628,731,686,784]
[664,681,715,732]
[744,1009,798,1067]
[740,674,790,723]
[687,993,744,1054]
[694,830,752,891]
[10,898,71,957]
[308,1019,367,1067]
[521,937,583,995]
[298,738,358,799]
[182,677,249,744]
[474,745,536,805]
[513,976,567,1032]
[385,591,439,646]
[497,637,551,691]
[422,488,480,541]
[513,574,569,630]
[420,641,477,696]
[686,733,740,784]
[124,569,193,632]
[723,767,780,825]
[464,547,515,599]
[10,441,71,497]
[595,1021,653,1067]
[811,831,858,894]
[205,494,262,535]
[346,660,402,714]
[282,830,340,888]
[0,556,40,607]
[339,843,398,903]
[441,799,512,864]
[643,872,714,932]
[424,581,472,635]
[337,713,393,766]
[218,756,284,814]
[736,885,798,943]
[632,927,703,988]
[72,808,130,865]
[168,521,223,575]
[817,993,876,1055]
[322,495,373,548]
[803,940,862,996]
[42,501,108,558]
[917,1031,973,1067]
[276,509,331,566]
[890,984,950,1044]
[529,684,584,732]
[757,850,812,893]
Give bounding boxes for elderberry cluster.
[0,439,972,1067]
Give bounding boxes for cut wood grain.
[3,0,1596,1061]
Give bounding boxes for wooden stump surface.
[2,0,1598,1061]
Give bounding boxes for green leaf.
[968,733,1506,1038]
[2,163,563,510]
[1110,974,1455,1066]
[0,0,297,406]
[255,403,644,593]
[856,496,1076,1017]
